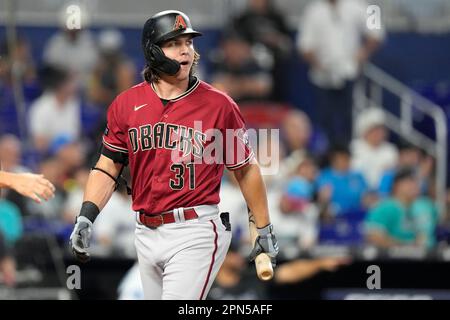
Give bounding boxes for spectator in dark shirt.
[231,0,293,100]
[210,33,273,103]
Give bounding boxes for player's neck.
[153,77,189,100]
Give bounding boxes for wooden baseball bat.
[248,212,274,281]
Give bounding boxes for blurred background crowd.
[1,0,450,299]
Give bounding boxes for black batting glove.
[249,223,279,268]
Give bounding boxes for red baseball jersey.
[102,78,254,213]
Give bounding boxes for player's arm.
[69,154,125,263]
[0,170,55,203]
[233,163,270,228]
[233,163,279,266]
[83,155,122,210]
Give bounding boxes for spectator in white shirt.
[43,27,98,89]
[351,107,398,190]
[28,66,81,154]
[297,0,384,144]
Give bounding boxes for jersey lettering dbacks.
[103,78,254,213]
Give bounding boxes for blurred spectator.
[0,199,23,247]
[378,140,433,197]
[28,66,81,154]
[297,0,384,144]
[282,110,311,155]
[243,124,319,252]
[232,0,292,58]
[230,0,293,100]
[351,108,398,190]
[279,110,312,179]
[210,33,272,103]
[0,36,39,101]
[317,145,370,217]
[43,26,98,88]
[0,134,28,173]
[282,155,317,211]
[50,136,86,179]
[0,199,22,287]
[365,167,439,249]
[279,154,323,249]
[0,232,16,287]
[280,109,329,174]
[87,29,136,110]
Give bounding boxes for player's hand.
[69,216,93,263]
[249,223,279,268]
[10,173,55,203]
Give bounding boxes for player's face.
[160,35,195,80]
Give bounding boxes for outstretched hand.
[10,173,55,203]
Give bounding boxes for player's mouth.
[179,60,190,66]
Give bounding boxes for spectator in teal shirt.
[317,145,370,216]
[378,141,432,198]
[0,199,23,246]
[365,167,438,249]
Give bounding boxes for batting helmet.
[142,10,202,76]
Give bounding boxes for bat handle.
[255,253,274,281]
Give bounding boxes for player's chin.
[176,67,191,80]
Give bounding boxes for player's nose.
[180,45,189,56]
[180,40,191,55]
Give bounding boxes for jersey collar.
[150,76,200,102]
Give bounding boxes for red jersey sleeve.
[223,102,255,171]
[102,98,128,154]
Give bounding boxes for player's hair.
[142,50,200,83]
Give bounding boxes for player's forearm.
[82,155,123,211]
[233,163,270,228]
[83,170,117,211]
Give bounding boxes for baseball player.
[69,10,279,300]
[0,170,55,203]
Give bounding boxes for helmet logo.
[173,15,187,30]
